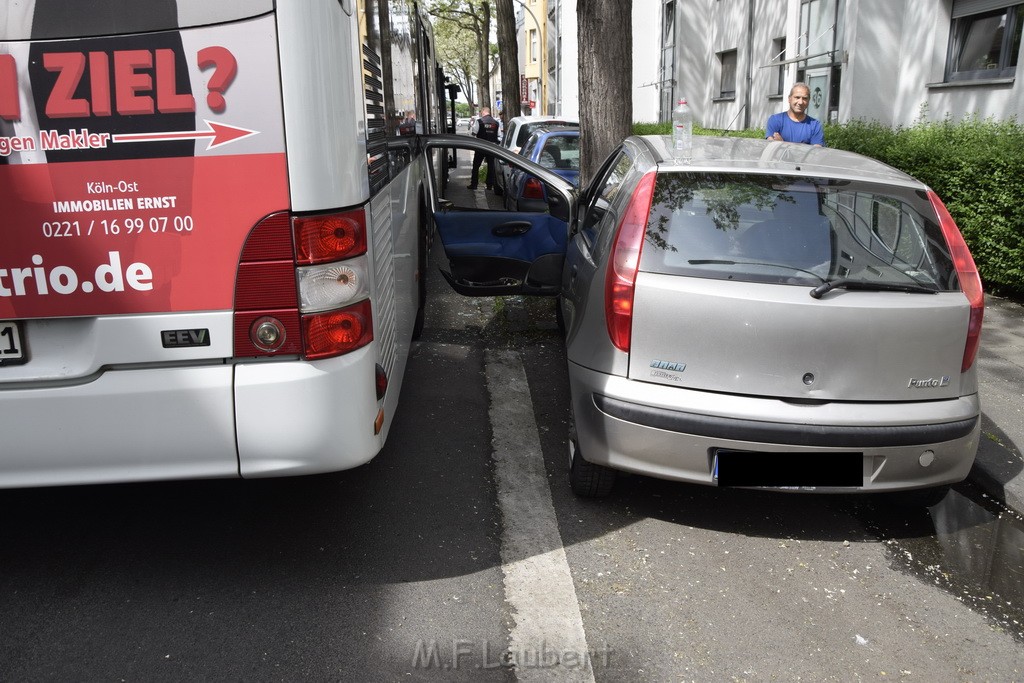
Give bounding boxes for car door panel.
[421,135,577,296]
[432,210,569,294]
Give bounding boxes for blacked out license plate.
[0,321,27,366]
[714,449,863,488]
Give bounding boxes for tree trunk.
[494,0,521,121]
[458,68,474,110]
[577,0,632,185]
[476,1,492,107]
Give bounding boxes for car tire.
[568,411,615,497]
[411,207,429,341]
[883,484,951,509]
[569,439,616,497]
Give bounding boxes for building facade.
[536,0,1023,127]
[544,0,663,120]
[514,0,549,113]
[653,0,1024,130]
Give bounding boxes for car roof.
[508,115,580,125]
[524,127,581,147]
[636,135,924,188]
[530,126,580,136]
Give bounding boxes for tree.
[493,0,521,121]
[434,14,479,107]
[429,0,493,111]
[577,0,632,184]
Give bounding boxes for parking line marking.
[485,349,596,682]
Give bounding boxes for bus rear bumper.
[235,348,383,477]
[0,366,240,489]
[0,348,383,488]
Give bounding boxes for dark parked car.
[494,115,579,197]
[503,127,581,212]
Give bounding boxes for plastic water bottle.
[672,98,693,161]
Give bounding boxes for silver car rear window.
[640,173,958,290]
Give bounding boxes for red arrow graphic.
[111,121,258,150]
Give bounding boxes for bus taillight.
[301,300,373,359]
[235,208,375,361]
[375,363,388,400]
[296,256,370,312]
[293,209,367,264]
[294,207,374,360]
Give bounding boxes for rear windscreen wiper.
[809,279,938,299]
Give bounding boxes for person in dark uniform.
[468,106,500,190]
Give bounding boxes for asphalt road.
[0,158,1021,680]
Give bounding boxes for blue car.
[503,127,581,212]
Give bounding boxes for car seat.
[539,144,561,169]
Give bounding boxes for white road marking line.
[485,348,597,682]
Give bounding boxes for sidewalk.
[443,150,1024,512]
[970,294,1024,513]
[445,146,506,210]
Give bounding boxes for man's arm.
[810,120,825,147]
[765,113,782,140]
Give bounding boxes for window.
[639,174,956,290]
[771,38,787,96]
[547,2,559,115]
[580,150,633,248]
[659,0,676,120]
[947,2,1023,81]
[530,29,538,63]
[799,0,839,68]
[718,50,737,98]
[537,135,579,170]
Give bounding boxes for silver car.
[423,135,984,505]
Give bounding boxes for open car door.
[421,135,577,296]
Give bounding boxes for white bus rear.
[0,0,440,486]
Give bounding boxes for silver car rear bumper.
[569,362,981,492]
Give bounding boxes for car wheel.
[569,440,616,497]
[568,411,615,497]
[411,208,429,340]
[883,484,951,508]
[554,295,566,335]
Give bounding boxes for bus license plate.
[0,321,27,366]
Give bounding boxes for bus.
[0,0,444,487]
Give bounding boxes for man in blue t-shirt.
[766,83,824,146]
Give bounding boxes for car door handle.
[492,221,533,237]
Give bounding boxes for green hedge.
[633,117,1024,298]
